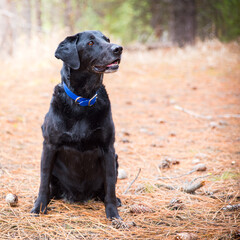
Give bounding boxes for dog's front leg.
[103,149,121,219]
[31,141,57,214]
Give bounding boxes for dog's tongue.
[107,61,118,67]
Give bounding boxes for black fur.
[31,31,123,219]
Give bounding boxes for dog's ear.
[55,34,80,70]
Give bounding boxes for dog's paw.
[106,203,121,219]
[116,197,122,207]
[31,205,48,215]
[31,197,48,215]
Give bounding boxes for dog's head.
[55,31,123,73]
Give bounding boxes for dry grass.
[0,38,240,239]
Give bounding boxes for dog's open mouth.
[93,59,120,73]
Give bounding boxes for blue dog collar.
[63,82,98,107]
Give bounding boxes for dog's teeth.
[107,63,118,67]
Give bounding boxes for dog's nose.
[112,45,123,55]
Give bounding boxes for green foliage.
[13,0,240,43]
[213,0,240,41]
[76,5,103,32]
[210,171,240,181]
[197,0,240,42]
[102,1,135,43]
[94,0,153,43]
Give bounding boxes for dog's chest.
[71,119,90,139]
[58,118,106,146]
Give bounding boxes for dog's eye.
[106,38,110,43]
[88,41,94,46]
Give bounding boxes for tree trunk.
[64,0,74,33]
[36,0,42,32]
[150,0,163,38]
[171,0,197,47]
[23,0,32,41]
[0,0,14,55]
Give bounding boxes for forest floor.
[0,39,240,239]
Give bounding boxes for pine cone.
[129,204,153,213]
[112,219,136,229]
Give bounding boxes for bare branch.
[174,105,240,120]
[123,168,141,194]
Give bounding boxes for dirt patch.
[0,40,240,239]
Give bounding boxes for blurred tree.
[35,0,42,32]
[171,0,197,47]
[149,0,170,39]
[0,0,14,55]
[0,0,240,56]
[64,0,74,33]
[210,0,240,42]
[196,0,240,41]
[23,0,32,40]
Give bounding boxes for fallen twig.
[123,168,141,194]
[157,170,195,180]
[174,105,240,120]
[181,181,205,193]
[155,183,177,190]
[156,180,205,194]
[190,174,211,184]
[174,105,212,119]
[157,164,207,180]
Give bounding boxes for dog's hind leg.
[49,175,63,200]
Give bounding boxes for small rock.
[139,128,154,135]
[168,198,184,210]
[194,153,207,159]
[121,129,131,136]
[140,128,148,133]
[150,143,164,148]
[5,193,18,207]
[192,163,207,172]
[118,169,128,179]
[169,99,176,104]
[156,118,166,124]
[175,232,198,240]
[192,158,201,164]
[209,121,218,129]
[125,101,132,105]
[120,138,130,143]
[169,132,176,137]
[222,204,240,211]
[218,120,228,126]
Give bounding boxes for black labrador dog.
[31,30,123,219]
